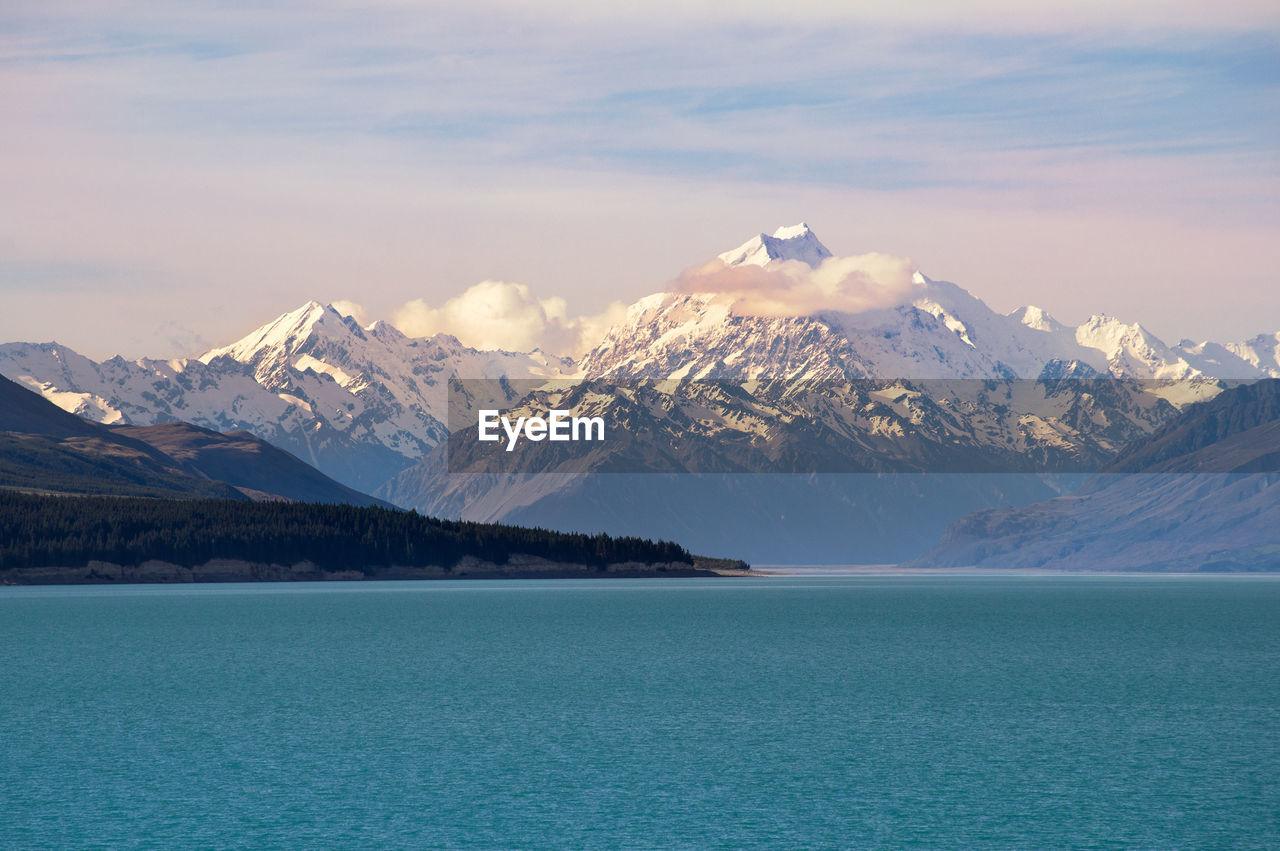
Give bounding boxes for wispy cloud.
[1,1,1277,356]
[674,254,920,319]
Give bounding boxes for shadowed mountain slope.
[908,380,1280,571]
[1,374,384,505]
[109,422,389,506]
[0,375,246,499]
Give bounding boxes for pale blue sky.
[2,1,1278,356]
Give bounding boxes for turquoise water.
[2,576,1279,848]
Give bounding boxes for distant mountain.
[0,369,113,440]
[432,377,1189,478]
[382,374,1193,563]
[907,380,1280,571]
[0,304,571,492]
[383,224,1262,560]
[3,223,1278,560]
[584,224,1275,382]
[0,374,385,505]
[717,222,834,268]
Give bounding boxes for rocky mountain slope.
[1101,379,1280,473]
[432,377,1187,478]
[0,303,571,492]
[907,380,1280,571]
[384,374,1197,562]
[381,225,1268,560]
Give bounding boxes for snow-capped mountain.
[378,223,1278,561]
[1226,332,1280,375]
[716,222,834,268]
[198,299,571,455]
[577,292,874,380]
[0,302,572,492]
[2,222,1275,508]
[585,223,1275,383]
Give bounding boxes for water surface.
[3,576,1278,848]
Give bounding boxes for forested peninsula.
[0,493,745,584]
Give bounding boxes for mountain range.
[582,225,1279,382]
[0,305,570,493]
[3,224,1278,563]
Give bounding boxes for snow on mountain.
[589,227,1274,383]
[0,303,573,492]
[0,339,350,465]
[200,299,569,439]
[578,273,1097,382]
[577,292,872,380]
[717,222,833,268]
[822,276,1109,380]
[1010,305,1066,333]
[1072,315,1192,379]
[1226,332,1280,375]
[0,342,134,424]
[3,222,1275,500]
[394,225,1250,544]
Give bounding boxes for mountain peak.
[771,222,813,240]
[199,300,344,365]
[717,222,833,269]
[1009,305,1065,333]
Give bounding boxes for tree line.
[0,492,693,572]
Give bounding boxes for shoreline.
[1,555,755,586]
[756,565,1280,576]
[8,561,1273,586]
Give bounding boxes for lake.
[3,575,1278,848]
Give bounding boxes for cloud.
[330,299,368,324]
[149,321,211,358]
[390,280,626,356]
[388,259,920,358]
[674,253,921,317]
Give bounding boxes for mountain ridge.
[2,224,1277,502]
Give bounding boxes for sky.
[2,0,1278,359]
